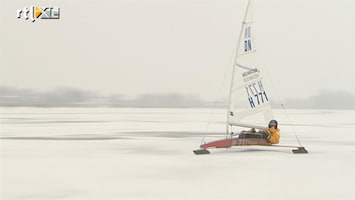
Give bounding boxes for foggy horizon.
[1,86,354,110]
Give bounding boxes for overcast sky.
[1,0,355,101]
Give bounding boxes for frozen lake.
[1,107,355,200]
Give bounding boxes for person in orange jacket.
[238,119,280,144]
[263,119,280,144]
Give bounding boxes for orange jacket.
[264,127,280,144]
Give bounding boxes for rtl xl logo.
[17,6,60,22]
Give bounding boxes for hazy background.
[1,0,355,109]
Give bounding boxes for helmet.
[268,120,278,128]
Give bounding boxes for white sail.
[227,0,274,132]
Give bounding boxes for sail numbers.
[244,26,252,52]
[245,80,269,108]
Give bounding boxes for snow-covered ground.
[1,107,354,200]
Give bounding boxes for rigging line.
[201,65,229,145]
[203,63,231,133]
[202,48,236,144]
[255,46,303,147]
[280,104,303,147]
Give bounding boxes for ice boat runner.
[193,0,307,155]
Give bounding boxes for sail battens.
[238,49,257,57]
[229,122,265,129]
[235,62,256,71]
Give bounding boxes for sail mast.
[226,0,253,135]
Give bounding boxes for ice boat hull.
[193,137,308,154]
[200,137,271,149]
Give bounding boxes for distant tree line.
[0,86,221,108]
[0,86,354,109]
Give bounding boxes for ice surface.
[1,108,355,200]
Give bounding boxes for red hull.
[200,137,271,149]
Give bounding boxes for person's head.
[268,120,278,128]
